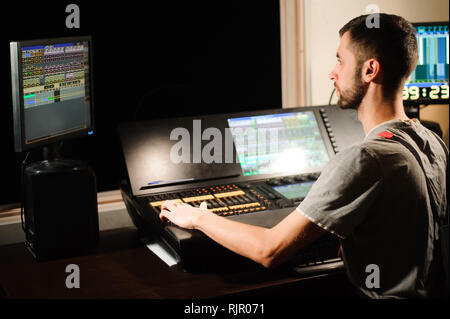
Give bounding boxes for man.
[160,14,448,298]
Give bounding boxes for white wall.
[306,0,449,105]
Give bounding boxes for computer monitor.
[227,111,330,176]
[403,22,449,105]
[10,36,94,153]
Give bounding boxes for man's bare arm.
[160,201,326,268]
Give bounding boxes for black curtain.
[0,1,281,205]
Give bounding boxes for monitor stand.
[42,142,62,161]
[404,104,420,119]
[33,142,86,176]
[404,102,443,139]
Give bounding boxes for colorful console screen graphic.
[22,42,89,108]
[20,41,91,143]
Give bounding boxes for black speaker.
[23,159,99,261]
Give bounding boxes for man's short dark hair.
[339,13,418,98]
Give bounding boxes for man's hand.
[160,200,209,229]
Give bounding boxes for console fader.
[147,184,272,216]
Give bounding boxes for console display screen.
[228,111,329,176]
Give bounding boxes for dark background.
[0,1,281,205]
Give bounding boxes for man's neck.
[357,87,409,135]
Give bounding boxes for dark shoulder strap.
[428,131,449,226]
[388,133,448,227]
[430,131,450,158]
[378,128,449,295]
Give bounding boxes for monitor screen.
[403,22,449,105]
[10,36,93,152]
[227,111,330,176]
[273,181,314,200]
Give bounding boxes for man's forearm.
[193,209,326,268]
[193,211,275,267]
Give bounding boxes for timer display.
[403,84,449,101]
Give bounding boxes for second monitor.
[10,36,94,153]
[403,22,449,105]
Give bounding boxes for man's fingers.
[159,209,171,222]
[161,200,179,211]
[199,201,208,210]
[159,209,167,221]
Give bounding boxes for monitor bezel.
[403,21,449,106]
[10,35,95,153]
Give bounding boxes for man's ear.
[362,58,383,84]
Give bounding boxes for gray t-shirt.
[297,119,448,298]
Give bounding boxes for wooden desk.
[0,227,356,299]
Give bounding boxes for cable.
[20,152,30,232]
[328,88,336,105]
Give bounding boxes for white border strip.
[296,206,345,239]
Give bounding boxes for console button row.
[319,108,339,153]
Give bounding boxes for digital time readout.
[403,84,449,101]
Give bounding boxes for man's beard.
[336,67,368,110]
